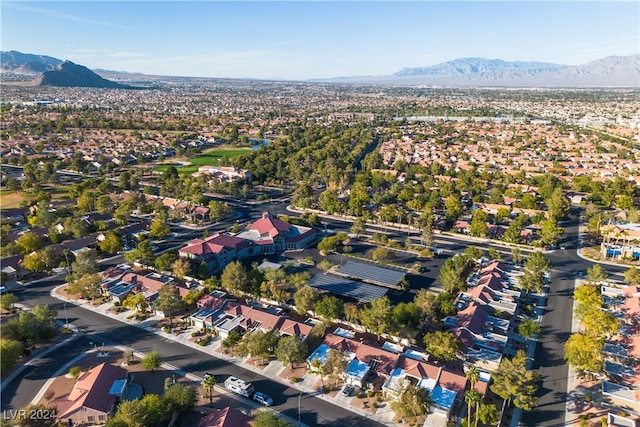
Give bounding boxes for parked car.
[253,391,273,406]
[342,385,354,396]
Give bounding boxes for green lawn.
[0,186,71,209]
[154,147,251,174]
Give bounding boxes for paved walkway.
[50,285,398,426]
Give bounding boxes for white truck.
[224,376,255,398]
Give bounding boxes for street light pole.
[64,303,69,327]
[298,391,303,427]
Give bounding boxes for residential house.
[51,362,128,425]
[197,407,251,427]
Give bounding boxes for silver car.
[253,391,273,406]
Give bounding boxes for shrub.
[69,366,82,379]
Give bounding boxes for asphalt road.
[520,209,626,427]
[1,277,384,427]
[4,203,628,427]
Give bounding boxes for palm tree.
[466,366,481,427]
[464,390,483,427]
[202,375,217,407]
[308,357,326,390]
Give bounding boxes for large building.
[179,212,317,272]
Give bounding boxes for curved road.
[1,278,385,427]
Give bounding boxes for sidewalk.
[50,285,397,426]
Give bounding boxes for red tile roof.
[249,212,292,238]
[51,362,127,419]
[198,407,251,427]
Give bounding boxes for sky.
[1,1,638,80]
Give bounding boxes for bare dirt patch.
[278,363,307,383]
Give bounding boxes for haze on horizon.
[1,1,638,80]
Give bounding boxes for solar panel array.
[308,273,388,302]
[335,261,406,287]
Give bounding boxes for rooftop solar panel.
[308,273,388,302]
[334,261,406,288]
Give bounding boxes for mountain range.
[1,50,638,87]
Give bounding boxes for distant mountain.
[34,61,133,89]
[320,55,640,87]
[394,57,567,78]
[1,50,62,73]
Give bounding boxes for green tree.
[14,232,43,254]
[164,383,197,413]
[307,354,326,384]
[317,259,333,274]
[275,335,309,369]
[586,263,607,284]
[98,230,123,255]
[73,273,103,304]
[253,411,294,427]
[444,195,463,222]
[202,374,217,407]
[155,251,178,273]
[371,246,395,262]
[359,296,392,337]
[22,252,46,272]
[155,284,185,330]
[518,318,541,339]
[313,295,344,322]
[236,329,279,365]
[490,350,539,411]
[423,331,461,362]
[208,200,233,222]
[149,217,170,239]
[221,330,243,352]
[122,293,148,313]
[464,390,483,427]
[390,383,432,422]
[171,258,191,279]
[350,217,367,238]
[564,332,604,379]
[0,339,23,372]
[96,194,115,214]
[107,393,166,427]
[546,188,570,220]
[624,267,640,285]
[317,236,339,254]
[539,218,564,246]
[324,349,348,389]
[221,260,248,294]
[478,403,500,426]
[294,285,320,315]
[511,247,524,265]
[142,350,162,372]
[71,249,99,279]
[391,302,422,337]
[0,293,18,311]
[469,209,489,237]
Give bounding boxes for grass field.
[154,146,252,175]
[0,186,72,209]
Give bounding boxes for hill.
[34,61,133,89]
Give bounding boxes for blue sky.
[2,1,638,80]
